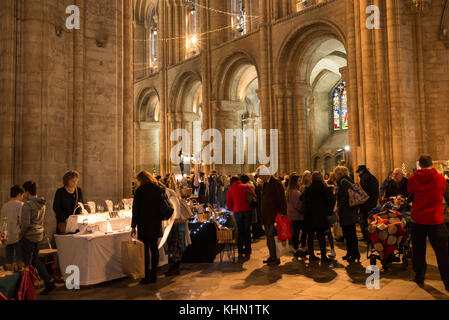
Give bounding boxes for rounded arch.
[135,87,160,122]
[133,0,158,24]
[275,20,346,85]
[169,71,202,114]
[213,50,260,101]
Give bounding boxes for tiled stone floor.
[38,236,449,300]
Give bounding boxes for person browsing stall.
[53,170,84,234]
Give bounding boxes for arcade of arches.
[1,0,449,232]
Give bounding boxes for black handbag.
[160,187,174,220]
[247,186,258,210]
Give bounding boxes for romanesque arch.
[274,21,349,174]
[134,87,161,175]
[168,71,203,164]
[212,51,261,175]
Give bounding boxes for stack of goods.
[368,209,407,261]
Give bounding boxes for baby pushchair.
[366,197,412,270]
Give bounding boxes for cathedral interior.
[0,0,449,301]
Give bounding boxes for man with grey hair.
[384,168,408,199]
[256,165,287,266]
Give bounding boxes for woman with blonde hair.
[334,166,360,262]
[131,170,168,284]
[299,170,312,193]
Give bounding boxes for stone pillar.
[174,0,180,64]
[167,1,173,65]
[245,0,251,33]
[159,0,168,175]
[123,0,134,197]
[295,83,312,173]
[215,101,246,175]
[0,0,16,203]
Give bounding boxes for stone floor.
[37,233,449,300]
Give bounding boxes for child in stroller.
[367,195,412,269]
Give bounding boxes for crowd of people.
[2,154,449,295]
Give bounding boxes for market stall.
[55,208,168,286]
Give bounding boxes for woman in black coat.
[131,171,165,284]
[335,166,360,262]
[300,172,333,263]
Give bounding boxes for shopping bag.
[333,219,344,240]
[275,236,290,257]
[121,240,145,280]
[275,214,292,241]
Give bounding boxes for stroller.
[366,196,412,270]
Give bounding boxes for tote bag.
[275,236,291,257]
[121,240,145,280]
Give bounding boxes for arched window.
[186,0,200,58]
[231,0,246,38]
[148,8,158,74]
[332,81,348,131]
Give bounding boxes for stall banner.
[121,240,145,280]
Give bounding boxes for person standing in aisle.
[356,165,379,242]
[334,166,360,262]
[256,166,288,266]
[286,174,307,257]
[53,170,84,234]
[408,155,449,290]
[131,171,168,284]
[226,176,256,260]
[300,172,334,263]
[18,181,55,295]
[0,185,25,264]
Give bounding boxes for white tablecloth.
[55,231,168,286]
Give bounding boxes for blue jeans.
[5,243,20,264]
[234,211,252,255]
[19,238,52,286]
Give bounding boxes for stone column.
[215,101,246,175]
[159,0,168,175]
[295,82,312,173]
[245,0,251,33]
[0,0,16,203]
[174,0,180,64]
[123,0,134,197]
[167,1,173,66]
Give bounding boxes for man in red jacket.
[226,176,257,260]
[408,155,449,290]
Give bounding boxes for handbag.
[160,187,174,221]
[333,217,344,240]
[247,186,257,210]
[346,180,370,207]
[275,214,292,241]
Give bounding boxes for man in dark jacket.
[356,165,379,242]
[256,166,287,266]
[408,155,449,290]
[384,168,408,199]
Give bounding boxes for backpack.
[159,187,174,221]
[345,180,370,207]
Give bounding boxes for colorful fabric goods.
[368,209,407,262]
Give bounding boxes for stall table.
[55,231,168,286]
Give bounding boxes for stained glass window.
[332,82,348,131]
[333,90,341,130]
[341,88,348,129]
